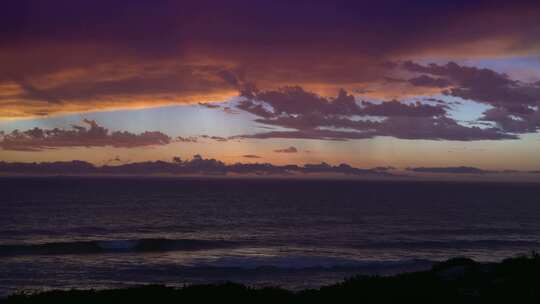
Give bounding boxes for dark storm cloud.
[233,87,516,141]
[0,119,171,151]
[0,155,394,177]
[217,70,241,87]
[241,87,362,116]
[240,86,447,118]
[13,64,234,101]
[375,116,516,141]
[401,61,540,133]
[2,1,540,118]
[236,99,276,118]
[480,108,537,133]
[401,61,540,108]
[408,75,452,88]
[360,100,447,117]
[237,120,515,141]
[3,1,539,54]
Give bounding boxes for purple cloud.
[200,135,228,142]
[2,1,540,119]
[176,136,198,143]
[234,86,516,141]
[0,155,394,177]
[361,100,447,117]
[406,166,492,174]
[242,154,262,159]
[0,119,171,151]
[408,75,451,88]
[274,146,298,153]
[401,61,540,134]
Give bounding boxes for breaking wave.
[0,238,241,256]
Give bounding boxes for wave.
[0,238,241,257]
[352,239,540,250]
[396,227,540,236]
[2,238,539,257]
[187,256,435,272]
[105,257,437,282]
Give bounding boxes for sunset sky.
[1,1,540,177]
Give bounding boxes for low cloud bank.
[0,120,171,151]
[406,166,493,174]
[0,155,393,177]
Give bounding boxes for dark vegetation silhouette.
[4,253,540,303]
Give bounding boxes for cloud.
[401,61,540,108]
[0,61,239,118]
[240,85,450,119]
[236,99,276,118]
[2,1,540,118]
[234,130,369,141]
[242,154,262,159]
[360,100,447,117]
[217,70,241,87]
[408,75,451,88]
[0,155,394,177]
[0,119,171,151]
[401,61,540,134]
[1,156,537,178]
[102,156,129,166]
[406,166,493,174]
[371,166,395,171]
[408,166,540,175]
[243,87,361,116]
[200,135,228,142]
[0,160,98,174]
[240,86,447,118]
[274,146,298,153]
[176,136,198,143]
[198,102,221,109]
[233,86,516,141]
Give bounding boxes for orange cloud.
[1,1,539,119]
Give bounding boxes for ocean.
[1,177,540,297]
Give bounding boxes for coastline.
[4,253,540,303]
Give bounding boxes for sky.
[1,0,540,179]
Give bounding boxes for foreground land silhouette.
[4,254,540,303]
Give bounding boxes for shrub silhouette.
[5,253,540,304]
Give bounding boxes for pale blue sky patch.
[442,95,492,123]
[0,102,260,138]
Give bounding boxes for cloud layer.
[0,155,393,177]
[406,166,493,174]
[0,119,171,151]
[402,61,540,134]
[234,85,516,141]
[1,1,539,118]
[274,146,298,153]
